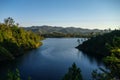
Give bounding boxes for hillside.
[0,17,43,61]
[76,30,120,79]
[76,30,120,57]
[24,26,108,38]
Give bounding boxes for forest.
[76,30,120,79]
[76,30,120,57]
[0,17,43,61]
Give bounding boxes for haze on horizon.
[0,0,120,30]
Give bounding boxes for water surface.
[0,38,105,80]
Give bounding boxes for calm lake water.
[0,38,105,80]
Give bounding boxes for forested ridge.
[76,30,120,79]
[24,26,107,38]
[76,30,120,57]
[0,17,43,61]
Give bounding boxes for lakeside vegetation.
[0,18,119,80]
[2,25,119,80]
[76,30,120,57]
[76,30,120,79]
[41,32,93,38]
[0,17,43,61]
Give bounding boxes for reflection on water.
[0,38,105,80]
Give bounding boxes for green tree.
[7,69,31,80]
[76,30,120,57]
[104,49,120,79]
[4,17,15,27]
[62,63,83,80]
[0,17,43,61]
[7,69,21,80]
[91,49,120,80]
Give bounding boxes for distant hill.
[24,25,110,37]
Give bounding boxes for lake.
[0,38,105,80]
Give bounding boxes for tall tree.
[63,63,83,80]
[4,17,15,27]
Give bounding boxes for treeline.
[41,32,95,38]
[76,30,120,57]
[0,17,43,61]
[76,30,120,79]
[25,25,105,38]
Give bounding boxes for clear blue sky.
[0,0,120,29]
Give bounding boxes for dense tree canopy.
[76,30,120,57]
[91,49,120,80]
[0,17,43,61]
[76,29,120,80]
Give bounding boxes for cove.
[0,38,105,80]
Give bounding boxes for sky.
[0,0,120,29]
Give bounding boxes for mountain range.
[24,25,110,37]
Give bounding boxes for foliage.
[7,69,21,80]
[0,46,14,60]
[4,17,15,27]
[62,63,83,80]
[0,17,43,61]
[7,68,31,80]
[76,29,120,79]
[76,30,120,57]
[104,49,120,79]
[91,69,112,80]
[91,49,120,80]
[41,32,94,38]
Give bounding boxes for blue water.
[0,38,105,80]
